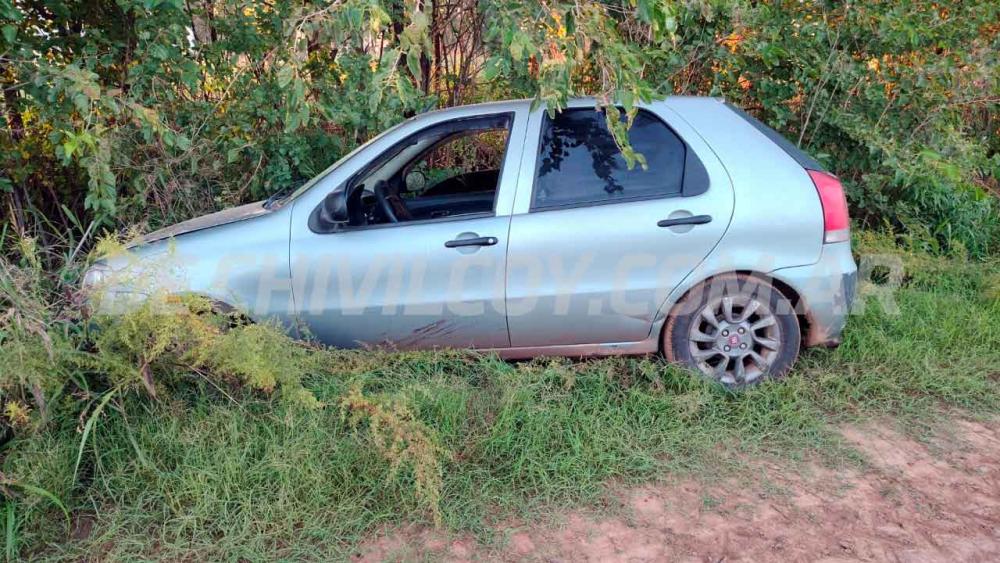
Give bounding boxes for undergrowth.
[0,231,997,560]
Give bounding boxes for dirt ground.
[354,420,1000,562]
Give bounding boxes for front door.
[292,215,510,348]
[289,108,528,349]
[505,105,734,347]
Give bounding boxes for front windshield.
[269,117,415,208]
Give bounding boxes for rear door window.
[532,109,685,210]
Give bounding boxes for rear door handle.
[444,236,498,248]
[657,214,712,228]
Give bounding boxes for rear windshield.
[725,103,826,172]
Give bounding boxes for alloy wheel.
[687,294,782,385]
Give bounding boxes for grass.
[2,236,999,560]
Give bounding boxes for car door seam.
[500,104,531,348]
[644,104,738,339]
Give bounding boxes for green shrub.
[3,1,996,256]
[87,295,320,409]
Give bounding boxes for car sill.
[485,339,659,360]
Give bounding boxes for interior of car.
[336,114,512,228]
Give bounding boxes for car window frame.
[527,107,693,213]
[310,112,515,234]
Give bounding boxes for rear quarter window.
[724,103,826,172]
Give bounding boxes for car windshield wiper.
[263,185,297,210]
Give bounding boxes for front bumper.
[771,241,858,348]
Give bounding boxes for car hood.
[139,201,271,244]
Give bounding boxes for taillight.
[807,169,850,244]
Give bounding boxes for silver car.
[86,97,857,385]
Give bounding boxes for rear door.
[505,102,734,347]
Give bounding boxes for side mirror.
[405,169,427,192]
[316,190,349,227]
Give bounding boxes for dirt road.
[356,420,1000,562]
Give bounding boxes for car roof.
[419,96,726,117]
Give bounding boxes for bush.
[2,1,996,255]
[0,231,327,559]
[86,295,321,409]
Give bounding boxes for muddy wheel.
[663,274,800,387]
[204,300,253,330]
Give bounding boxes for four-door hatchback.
[85,97,857,386]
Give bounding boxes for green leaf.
[2,481,70,528]
[510,33,527,61]
[72,93,90,114]
[285,111,301,132]
[5,503,17,562]
[406,50,422,82]
[664,16,677,35]
[410,10,430,33]
[276,65,294,89]
[620,89,635,111]
[1,24,16,44]
[483,57,501,81]
[173,134,191,151]
[62,133,79,162]
[149,43,169,60]
[73,388,118,486]
[636,0,653,24]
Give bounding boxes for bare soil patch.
[354,419,1000,562]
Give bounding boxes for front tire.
[662,274,800,387]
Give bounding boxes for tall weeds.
[0,230,328,559]
[0,228,998,560]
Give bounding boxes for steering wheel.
[374,180,413,223]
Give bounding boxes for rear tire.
[662,274,800,387]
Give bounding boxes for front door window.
[348,114,513,227]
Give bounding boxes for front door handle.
[657,214,712,228]
[444,236,498,248]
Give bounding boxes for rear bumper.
[771,241,857,348]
